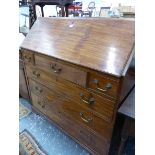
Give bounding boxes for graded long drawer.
[34,54,87,87]
[31,92,68,133]
[27,67,115,123]
[56,96,113,140]
[31,92,109,155]
[56,110,109,155]
[29,78,61,103]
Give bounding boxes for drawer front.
[56,111,109,155]
[31,93,109,155]
[50,81,115,123]
[22,50,34,64]
[30,79,112,140]
[31,92,48,115]
[35,54,87,87]
[26,67,115,123]
[31,92,63,126]
[56,97,113,140]
[75,89,114,122]
[25,65,56,84]
[88,73,120,99]
[29,78,61,103]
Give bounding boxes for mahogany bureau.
[20,17,135,155]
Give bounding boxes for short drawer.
[22,50,34,64]
[88,73,120,99]
[34,54,87,87]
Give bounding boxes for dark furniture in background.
[29,0,74,28]
[109,87,135,155]
[118,87,135,155]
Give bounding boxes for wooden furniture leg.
[65,5,69,17]
[40,5,44,17]
[61,6,65,17]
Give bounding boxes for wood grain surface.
[31,95,109,155]
[20,18,135,155]
[20,17,135,77]
[34,54,87,87]
[19,60,29,99]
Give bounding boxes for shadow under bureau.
[20,17,135,155]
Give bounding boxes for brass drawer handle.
[23,55,31,62]
[42,105,45,108]
[33,71,40,78]
[50,63,62,73]
[80,112,93,123]
[37,101,45,108]
[35,86,43,93]
[80,92,95,105]
[93,79,112,92]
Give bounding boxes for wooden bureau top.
[20,17,135,77]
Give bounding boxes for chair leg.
[89,12,91,17]
[81,12,83,17]
[41,6,44,17]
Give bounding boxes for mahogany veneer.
[20,17,135,155]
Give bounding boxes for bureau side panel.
[19,59,29,100]
[118,59,135,105]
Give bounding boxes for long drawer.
[31,92,109,155]
[29,78,61,103]
[27,68,115,123]
[55,111,109,155]
[34,54,87,87]
[56,96,113,140]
